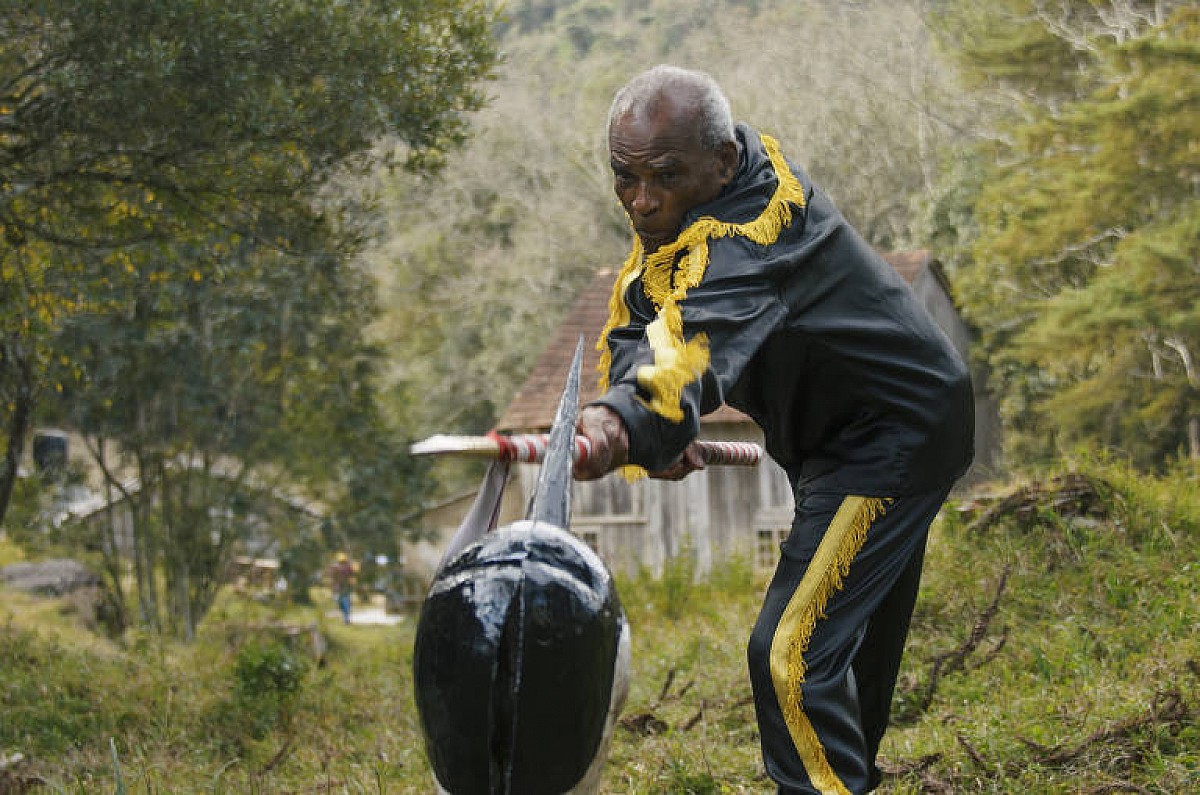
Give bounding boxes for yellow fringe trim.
[767,496,889,795]
[617,464,648,481]
[595,133,805,409]
[635,305,710,423]
[597,247,645,393]
[597,252,651,482]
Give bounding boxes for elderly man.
[575,65,973,795]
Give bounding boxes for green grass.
[1,458,1197,793]
[0,534,27,567]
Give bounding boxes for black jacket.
[594,124,974,495]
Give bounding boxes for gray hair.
[607,65,735,151]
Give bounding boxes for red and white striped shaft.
[410,432,763,467]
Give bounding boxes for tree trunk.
[160,464,183,638]
[0,346,35,528]
[133,453,161,632]
[130,471,150,627]
[96,439,130,631]
[0,390,33,528]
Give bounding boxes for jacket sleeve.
[591,238,791,472]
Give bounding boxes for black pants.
[747,487,950,795]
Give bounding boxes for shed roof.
[494,250,941,433]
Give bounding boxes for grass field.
[1,458,1197,793]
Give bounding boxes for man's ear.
[715,140,739,187]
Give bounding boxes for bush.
[231,639,309,739]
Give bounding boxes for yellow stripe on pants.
[767,495,888,795]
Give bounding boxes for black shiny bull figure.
[414,519,630,794]
[413,340,630,794]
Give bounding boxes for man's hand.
[575,405,629,480]
[647,441,706,481]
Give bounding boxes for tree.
[1,0,498,527]
[0,0,498,637]
[932,2,1198,467]
[48,236,409,638]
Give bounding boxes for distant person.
[574,65,973,794]
[329,552,357,624]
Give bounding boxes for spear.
[410,431,763,467]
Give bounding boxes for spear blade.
[527,335,585,528]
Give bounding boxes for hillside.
[2,458,1196,792]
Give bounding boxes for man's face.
[609,100,736,254]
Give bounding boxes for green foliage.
[231,639,310,739]
[233,641,308,705]
[0,620,125,755]
[704,549,756,595]
[1068,450,1200,547]
[932,2,1199,469]
[657,541,699,621]
[616,543,698,621]
[627,542,758,622]
[1,0,499,636]
[0,471,55,547]
[277,533,323,605]
[659,759,721,794]
[0,534,23,567]
[47,227,423,638]
[929,0,1101,104]
[894,466,1199,790]
[1,0,499,532]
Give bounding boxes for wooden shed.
[493,251,996,577]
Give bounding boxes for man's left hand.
[648,442,706,481]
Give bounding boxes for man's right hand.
[574,405,629,480]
